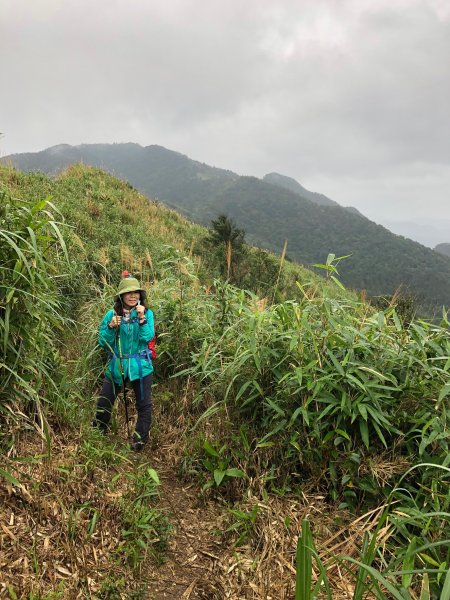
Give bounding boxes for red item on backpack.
[148,324,157,360]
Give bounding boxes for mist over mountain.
[435,243,450,258]
[378,217,450,250]
[3,142,450,311]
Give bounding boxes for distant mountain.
[435,243,450,258]
[381,218,450,249]
[3,142,450,311]
[263,172,339,207]
[263,172,363,215]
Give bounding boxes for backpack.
[148,323,157,360]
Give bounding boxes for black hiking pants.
[94,374,153,444]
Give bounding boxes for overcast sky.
[1,0,449,246]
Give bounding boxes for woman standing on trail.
[93,272,155,451]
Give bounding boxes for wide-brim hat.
[117,271,145,296]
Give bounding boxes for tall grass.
[295,498,450,598]
[0,186,70,450]
[183,283,449,483]
[169,279,449,592]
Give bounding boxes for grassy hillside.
[0,163,348,306]
[1,164,449,598]
[4,143,450,313]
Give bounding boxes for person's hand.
[109,315,122,328]
[136,304,145,320]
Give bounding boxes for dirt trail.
[144,452,224,600]
[0,425,354,600]
[140,427,300,600]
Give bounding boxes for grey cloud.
[1,0,449,240]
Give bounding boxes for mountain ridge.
[263,172,363,216]
[2,142,450,311]
[263,172,339,207]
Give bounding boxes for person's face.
[122,291,140,309]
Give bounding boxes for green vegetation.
[263,171,340,207]
[0,167,174,597]
[0,164,449,598]
[0,183,67,448]
[4,142,450,313]
[295,504,450,599]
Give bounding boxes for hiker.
[93,272,155,451]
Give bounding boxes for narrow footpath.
[140,421,299,600]
[144,455,224,599]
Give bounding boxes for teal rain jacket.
[99,308,155,384]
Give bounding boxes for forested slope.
[4,143,450,312]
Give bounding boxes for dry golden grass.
[1,388,398,600]
[0,438,143,598]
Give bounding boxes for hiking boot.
[131,440,145,452]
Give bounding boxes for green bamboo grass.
[295,514,450,599]
[295,468,450,598]
[0,188,70,455]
